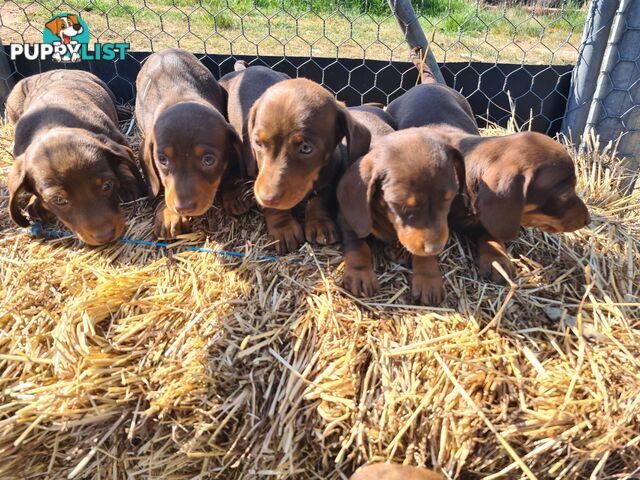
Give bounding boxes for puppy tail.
[234,60,249,71]
[361,102,385,108]
[410,47,438,85]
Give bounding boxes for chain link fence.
[0,0,589,135]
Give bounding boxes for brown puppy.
[6,70,145,246]
[246,78,372,254]
[386,83,590,282]
[350,463,445,480]
[136,48,243,238]
[338,127,464,305]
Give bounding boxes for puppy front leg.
[263,208,304,254]
[153,199,191,239]
[412,254,445,306]
[338,213,377,297]
[304,190,339,245]
[475,231,515,283]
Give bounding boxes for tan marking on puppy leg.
[476,232,515,283]
[411,254,445,306]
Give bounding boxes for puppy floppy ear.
[475,166,525,241]
[245,99,261,176]
[336,107,372,163]
[7,154,32,227]
[110,143,147,202]
[45,17,64,36]
[141,134,161,198]
[94,135,147,201]
[446,145,465,194]
[227,124,245,177]
[247,99,259,140]
[336,150,379,238]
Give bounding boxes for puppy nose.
[92,226,117,244]
[73,24,82,31]
[174,200,197,215]
[423,241,445,256]
[259,192,282,207]
[584,212,591,226]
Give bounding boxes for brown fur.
[5,70,145,246]
[337,127,464,305]
[136,48,243,238]
[219,65,290,180]
[350,463,445,480]
[387,83,590,282]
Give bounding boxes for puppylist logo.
[10,13,130,63]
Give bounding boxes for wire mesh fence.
[583,0,640,169]
[0,1,588,135]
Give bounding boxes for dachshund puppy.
[351,463,445,480]
[5,70,145,246]
[337,127,464,305]
[136,48,243,238]
[387,83,590,282]
[246,78,371,253]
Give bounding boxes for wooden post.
[387,0,445,84]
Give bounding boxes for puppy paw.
[268,217,304,254]
[222,187,254,216]
[304,216,339,245]
[383,243,411,267]
[343,265,378,298]
[412,273,445,306]
[478,251,515,284]
[153,206,191,239]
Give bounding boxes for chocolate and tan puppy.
[136,48,243,238]
[6,70,145,246]
[338,125,464,305]
[387,81,590,282]
[351,463,445,480]
[244,77,372,254]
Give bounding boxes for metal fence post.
[586,0,640,171]
[0,38,15,114]
[387,0,445,84]
[561,0,619,142]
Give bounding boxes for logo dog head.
[45,14,84,44]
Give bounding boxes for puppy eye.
[157,154,169,167]
[51,195,69,206]
[253,138,263,149]
[101,180,114,193]
[299,143,313,155]
[202,154,216,167]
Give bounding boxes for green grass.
[1,0,586,64]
